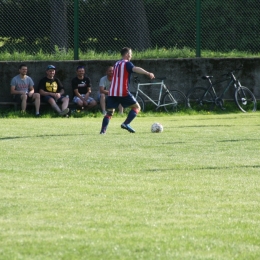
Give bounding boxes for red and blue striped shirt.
[109,59,134,97]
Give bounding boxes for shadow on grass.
[148,165,260,171]
[218,139,260,142]
[0,133,87,141]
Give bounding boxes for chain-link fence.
[0,0,260,59]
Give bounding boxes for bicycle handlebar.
[221,65,243,77]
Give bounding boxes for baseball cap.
[46,65,56,70]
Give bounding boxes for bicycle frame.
[135,80,176,109]
[188,66,257,113]
[204,74,237,100]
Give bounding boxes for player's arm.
[56,79,64,96]
[86,78,92,94]
[39,80,51,96]
[10,85,24,95]
[27,85,34,97]
[74,88,85,101]
[100,86,108,95]
[39,89,56,98]
[132,66,155,79]
[59,88,65,95]
[28,85,34,94]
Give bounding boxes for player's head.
[121,47,132,60]
[19,64,27,75]
[106,66,114,77]
[76,65,85,77]
[46,65,56,78]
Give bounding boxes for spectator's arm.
[100,86,109,95]
[28,86,34,94]
[11,85,24,95]
[74,89,85,101]
[39,88,55,97]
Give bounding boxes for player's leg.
[121,94,140,133]
[31,93,40,115]
[84,97,97,109]
[20,93,27,112]
[44,95,66,115]
[100,93,107,115]
[73,95,84,109]
[118,104,124,114]
[100,96,118,134]
[60,96,69,111]
[47,96,61,113]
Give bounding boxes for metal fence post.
[74,0,79,60]
[196,0,201,57]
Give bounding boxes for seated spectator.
[71,66,97,110]
[38,65,70,116]
[10,64,41,116]
[98,66,123,115]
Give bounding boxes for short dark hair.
[19,64,27,69]
[76,65,85,71]
[120,47,131,56]
[106,65,113,71]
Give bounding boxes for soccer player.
[100,47,155,134]
[98,66,123,115]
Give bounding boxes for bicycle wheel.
[234,86,257,112]
[162,90,187,112]
[130,92,145,112]
[187,87,215,111]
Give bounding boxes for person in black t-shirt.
[38,65,70,116]
[71,66,97,109]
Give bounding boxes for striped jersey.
[109,59,134,96]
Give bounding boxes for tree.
[123,0,151,50]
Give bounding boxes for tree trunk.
[123,0,151,50]
[50,0,69,51]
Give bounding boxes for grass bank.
[1,47,260,61]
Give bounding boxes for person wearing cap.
[71,65,97,110]
[10,63,41,116]
[38,65,70,116]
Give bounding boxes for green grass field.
[0,113,260,259]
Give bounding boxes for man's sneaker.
[100,132,106,135]
[59,108,70,116]
[35,114,41,117]
[121,123,135,133]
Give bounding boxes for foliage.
[0,0,260,54]
[1,47,260,61]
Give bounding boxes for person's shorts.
[13,94,33,103]
[41,95,65,104]
[106,93,137,109]
[73,94,95,104]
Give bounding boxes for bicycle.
[130,75,187,112]
[187,67,257,113]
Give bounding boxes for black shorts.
[13,94,33,103]
[106,93,137,109]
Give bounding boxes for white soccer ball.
[151,122,163,133]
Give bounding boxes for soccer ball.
[151,122,163,133]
